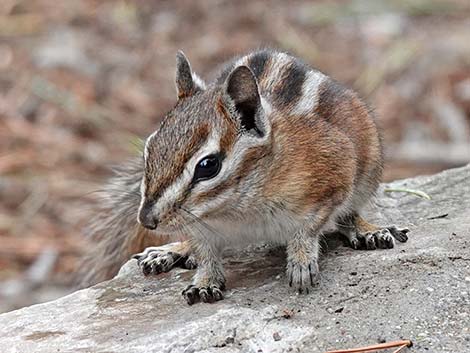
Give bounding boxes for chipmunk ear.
[224,65,266,137]
[175,51,206,99]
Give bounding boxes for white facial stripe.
[192,127,272,218]
[192,123,270,208]
[141,130,159,193]
[194,187,232,217]
[293,70,326,115]
[191,94,272,208]
[138,178,146,222]
[143,130,159,164]
[138,129,159,221]
[152,133,221,214]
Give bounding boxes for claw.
[351,226,408,251]
[365,232,377,250]
[182,285,199,305]
[287,260,319,294]
[350,237,361,250]
[142,263,153,276]
[183,255,198,270]
[388,226,409,243]
[181,284,224,305]
[134,248,198,276]
[212,287,224,301]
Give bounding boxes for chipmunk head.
[138,51,272,232]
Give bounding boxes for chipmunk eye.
[193,154,221,182]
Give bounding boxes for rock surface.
[1,166,469,353]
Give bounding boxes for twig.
[392,343,409,353]
[384,187,431,200]
[427,213,448,220]
[325,339,412,353]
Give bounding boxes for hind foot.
[350,226,409,250]
[339,214,409,250]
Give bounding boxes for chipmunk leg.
[133,240,197,276]
[286,228,320,294]
[286,207,333,294]
[337,213,409,250]
[182,240,225,305]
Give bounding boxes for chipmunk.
[77,49,409,304]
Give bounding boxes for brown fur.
[265,113,356,215]
[78,49,399,290]
[216,98,239,152]
[145,122,210,198]
[354,215,381,233]
[315,79,383,197]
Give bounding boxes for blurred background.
[1,0,470,313]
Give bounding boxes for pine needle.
[325,339,412,353]
[384,187,431,200]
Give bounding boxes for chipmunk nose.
[140,216,158,230]
[138,202,159,230]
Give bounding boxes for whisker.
[180,207,229,242]
[179,210,213,244]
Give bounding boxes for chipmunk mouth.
[152,210,196,232]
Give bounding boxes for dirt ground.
[1,0,470,312]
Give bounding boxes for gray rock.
[1,165,469,353]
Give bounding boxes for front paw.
[182,284,225,305]
[286,259,319,294]
[182,266,226,305]
[133,247,195,276]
